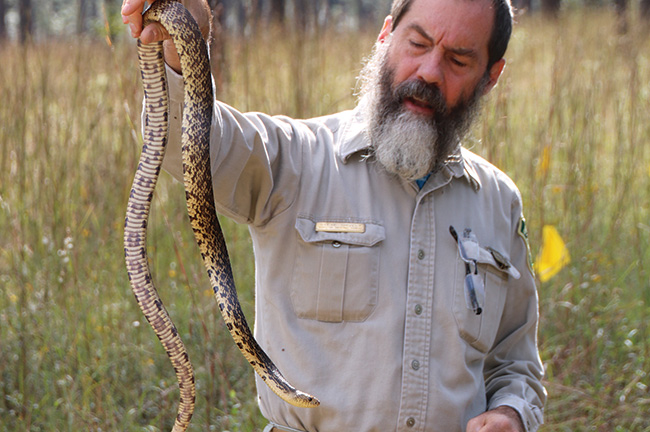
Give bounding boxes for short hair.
[388,0,513,70]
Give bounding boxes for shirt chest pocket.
[453,245,521,353]
[291,217,385,323]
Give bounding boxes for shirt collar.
[447,147,482,190]
[336,103,482,191]
[337,104,372,162]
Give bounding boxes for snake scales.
[123,1,319,430]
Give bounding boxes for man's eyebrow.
[406,23,479,59]
[406,23,434,43]
[448,46,478,59]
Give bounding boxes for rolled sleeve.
[489,395,544,432]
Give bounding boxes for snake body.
[124,1,319,430]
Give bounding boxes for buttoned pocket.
[452,245,520,353]
[291,217,385,323]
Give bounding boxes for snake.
[123,1,319,430]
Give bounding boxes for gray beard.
[358,38,486,181]
[371,109,439,181]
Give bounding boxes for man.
[122,0,546,430]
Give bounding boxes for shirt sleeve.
[156,65,185,182]
[483,194,546,432]
[156,64,312,226]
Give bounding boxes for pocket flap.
[295,217,386,247]
[478,247,521,280]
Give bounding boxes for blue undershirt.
[415,173,432,189]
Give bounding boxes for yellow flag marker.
[535,225,570,282]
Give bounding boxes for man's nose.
[416,50,444,86]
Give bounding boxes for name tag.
[315,222,366,234]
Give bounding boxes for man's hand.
[466,406,525,432]
[121,0,166,43]
[121,0,211,73]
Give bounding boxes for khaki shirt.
[158,67,546,432]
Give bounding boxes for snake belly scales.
[123,1,319,430]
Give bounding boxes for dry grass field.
[1,9,649,431]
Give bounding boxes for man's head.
[388,0,513,71]
[359,0,512,181]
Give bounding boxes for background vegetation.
[2,0,650,43]
[1,4,650,432]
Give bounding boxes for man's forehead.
[405,0,495,14]
[398,0,494,54]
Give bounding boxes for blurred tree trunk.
[77,0,89,35]
[270,0,285,25]
[614,0,627,33]
[541,0,560,17]
[249,0,262,28]
[0,0,7,40]
[220,0,245,33]
[294,0,312,32]
[207,0,227,93]
[356,0,373,28]
[231,0,259,32]
[355,0,363,27]
[18,0,34,43]
[319,0,331,28]
[642,0,650,19]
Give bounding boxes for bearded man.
[122,0,546,430]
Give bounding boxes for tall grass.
[0,9,649,431]
[0,37,264,431]
[480,12,650,430]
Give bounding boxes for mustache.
[394,79,448,118]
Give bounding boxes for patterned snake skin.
[123,1,319,430]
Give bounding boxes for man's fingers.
[465,416,484,432]
[121,0,150,17]
[121,0,155,38]
[140,22,170,44]
[121,0,170,43]
[466,407,524,432]
[124,15,143,38]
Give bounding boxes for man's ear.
[482,58,506,95]
[378,16,393,43]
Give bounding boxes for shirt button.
[414,304,423,315]
[406,417,416,427]
[417,249,425,260]
[411,359,420,370]
[332,241,341,248]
